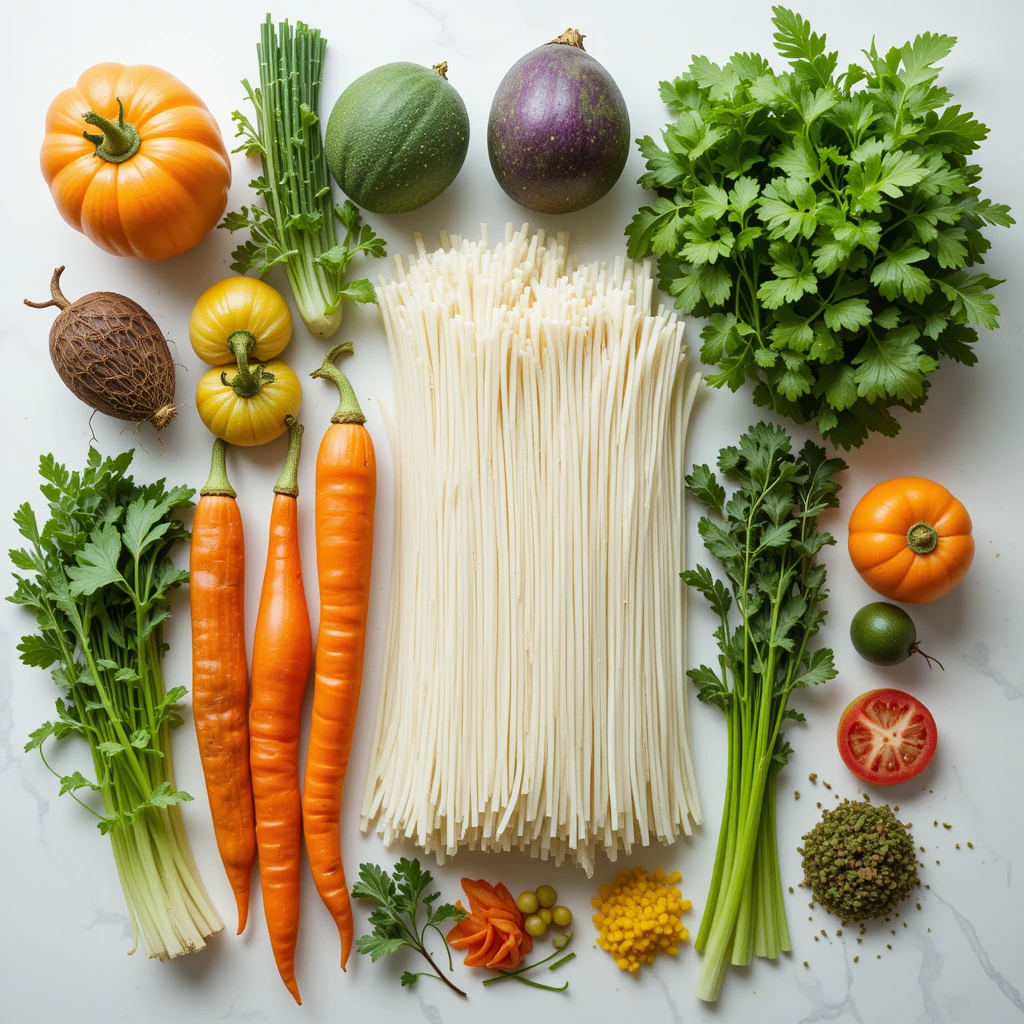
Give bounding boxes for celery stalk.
[682,424,844,1002]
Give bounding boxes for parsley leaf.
[627,7,1012,448]
[353,859,467,996]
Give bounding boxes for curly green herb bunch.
[684,423,845,1001]
[9,449,223,959]
[627,7,1013,448]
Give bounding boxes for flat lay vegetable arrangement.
[8,3,1011,1013]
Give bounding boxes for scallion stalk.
[222,17,385,338]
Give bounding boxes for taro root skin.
[487,30,630,214]
[26,267,177,431]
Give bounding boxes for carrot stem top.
[311,343,366,425]
[274,415,304,497]
[201,437,236,497]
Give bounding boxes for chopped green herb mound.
[801,801,919,919]
[626,7,1014,449]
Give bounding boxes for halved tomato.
[837,688,937,786]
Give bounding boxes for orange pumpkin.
[40,63,231,260]
[848,477,974,604]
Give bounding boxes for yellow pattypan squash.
[189,276,293,366]
[196,358,301,447]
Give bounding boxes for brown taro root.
[25,266,177,431]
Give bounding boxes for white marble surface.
[2,1,1022,1021]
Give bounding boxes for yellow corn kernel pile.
[591,866,692,974]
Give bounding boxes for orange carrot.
[190,438,256,933]
[302,344,376,969]
[447,878,533,970]
[249,417,311,1004]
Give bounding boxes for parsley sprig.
[8,448,223,960]
[353,858,468,996]
[682,423,845,1001]
[627,7,1013,448]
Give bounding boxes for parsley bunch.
[627,7,1013,448]
[353,858,467,996]
[9,448,223,959]
[683,423,845,1001]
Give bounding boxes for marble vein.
[914,931,969,1024]
[651,970,684,1024]
[795,948,864,1024]
[930,888,1024,1015]
[952,765,1013,887]
[84,906,133,940]
[417,994,446,1024]
[0,624,51,836]
[219,998,267,1022]
[964,644,1024,703]
[406,0,471,59]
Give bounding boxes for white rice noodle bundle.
[361,224,702,874]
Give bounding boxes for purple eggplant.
[487,29,630,215]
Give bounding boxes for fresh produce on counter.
[40,63,231,260]
[25,266,178,432]
[848,476,974,602]
[627,7,1013,449]
[801,801,919,918]
[249,417,312,1005]
[302,345,377,969]
[326,61,470,214]
[850,602,942,669]
[10,448,223,958]
[447,879,533,969]
[837,688,937,786]
[195,358,302,447]
[478,937,576,993]
[363,226,701,872]
[222,17,387,338]
[488,29,629,213]
[684,422,845,1002]
[190,275,302,446]
[189,439,256,933]
[352,858,467,995]
[592,867,692,974]
[188,277,293,365]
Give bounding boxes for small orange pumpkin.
[40,63,231,260]
[848,476,974,604]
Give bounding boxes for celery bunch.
[223,16,385,338]
[683,423,844,1001]
[10,448,222,959]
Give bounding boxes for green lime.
[850,602,940,667]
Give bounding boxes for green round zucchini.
[325,61,470,215]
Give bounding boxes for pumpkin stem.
[24,266,72,311]
[550,28,586,49]
[223,330,274,397]
[432,61,449,80]
[274,416,304,497]
[906,521,939,555]
[82,98,141,164]
[311,343,366,425]
[201,438,236,498]
[910,643,945,671]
